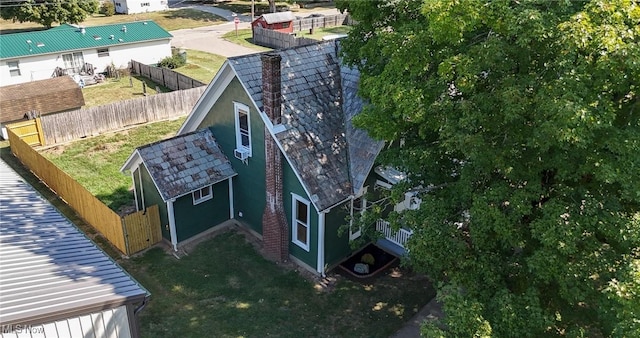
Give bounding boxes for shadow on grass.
[96,186,134,214]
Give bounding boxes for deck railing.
[376,219,413,248]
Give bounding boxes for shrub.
[100,2,115,16]
[158,55,186,69]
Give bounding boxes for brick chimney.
[261,53,289,262]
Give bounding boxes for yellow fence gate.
[7,118,45,146]
[122,205,163,255]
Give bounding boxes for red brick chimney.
[261,53,289,262]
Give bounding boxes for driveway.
[168,3,341,57]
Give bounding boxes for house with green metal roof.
[0,20,172,86]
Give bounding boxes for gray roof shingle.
[0,159,148,325]
[137,129,236,201]
[229,41,383,210]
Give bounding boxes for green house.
[124,41,415,275]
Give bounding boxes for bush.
[158,55,186,69]
[100,2,115,16]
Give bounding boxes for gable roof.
[121,129,236,201]
[181,41,383,212]
[0,76,85,123]
[256,11,295,24]
[0,20,172,60]
[0,159,148,326]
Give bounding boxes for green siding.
[139,163,170,240]
[198,77,266,234]
[173,181,231,242]
[324,200,353,267]
[283,160,317,270]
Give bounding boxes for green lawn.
[173,49,227,84]
[41,118,186,212]
[0,8,225,34]
[124,231,435,338]
[82,76,169,107]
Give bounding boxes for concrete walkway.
[391,297,444,338]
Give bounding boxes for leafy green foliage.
[337,0,640,336]
[0,0,99,28]
[158,54,187,69]
[99,1,115,17]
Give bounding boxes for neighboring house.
[113,0,169,15]
[251,11,295,33]
[0,76,84,139]
[0,21,172,86]
[121,129,237,250]
[0,159,149,338]
[122,41,415,276]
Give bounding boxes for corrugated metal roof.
[259,11,295,24]
[137,129,237,201]
[228,41,383,211]
[0,159,148,325]
[0,20,172,59]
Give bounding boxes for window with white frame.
[234,102,252,156]
[192,186,213,205]
[97,48,109,57]
[292,194,310,251]
[350,186,368,240]
[7,61,20,77]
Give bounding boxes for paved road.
[168,3,340,57]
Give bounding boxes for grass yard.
[222,28,272,51]
[41,118,186,212]
[0,8,225,34]
[173,49,227,84]
[82,76,169,107]
[123,231,435,338]
[80,49,221,107]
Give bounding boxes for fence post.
[121,218,131,256]
[35,117,45,146]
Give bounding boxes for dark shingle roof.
[0,21,172,59]
[229,41,383,210]
[0,76,85,123]
[137,129,236,201]
[0,159,148,325]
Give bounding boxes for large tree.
[0,0,98,28]
[337,0,640,336]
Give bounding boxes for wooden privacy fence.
[40,86,205,145]
[130,60,206,91]
[6,118,45,146]
[253,27,317,49]
[8,129,162,255]
[122,205,162,254]
[293,14,352,32]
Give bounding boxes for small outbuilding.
[0,76,85,139]
[120,129,237,251]
[0,159,149,337]
[251,11,295,33]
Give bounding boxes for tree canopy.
[0,0,99,28]
[337,0,640,336]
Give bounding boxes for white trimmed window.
[97,48,109,57]
[234,102,252,157]
[192,186,213,205]
[8,61,20,77]
[350,186,367,240]
[292,194,310,251]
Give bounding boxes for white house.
[114,0,168,14]
[0,21,172,86]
